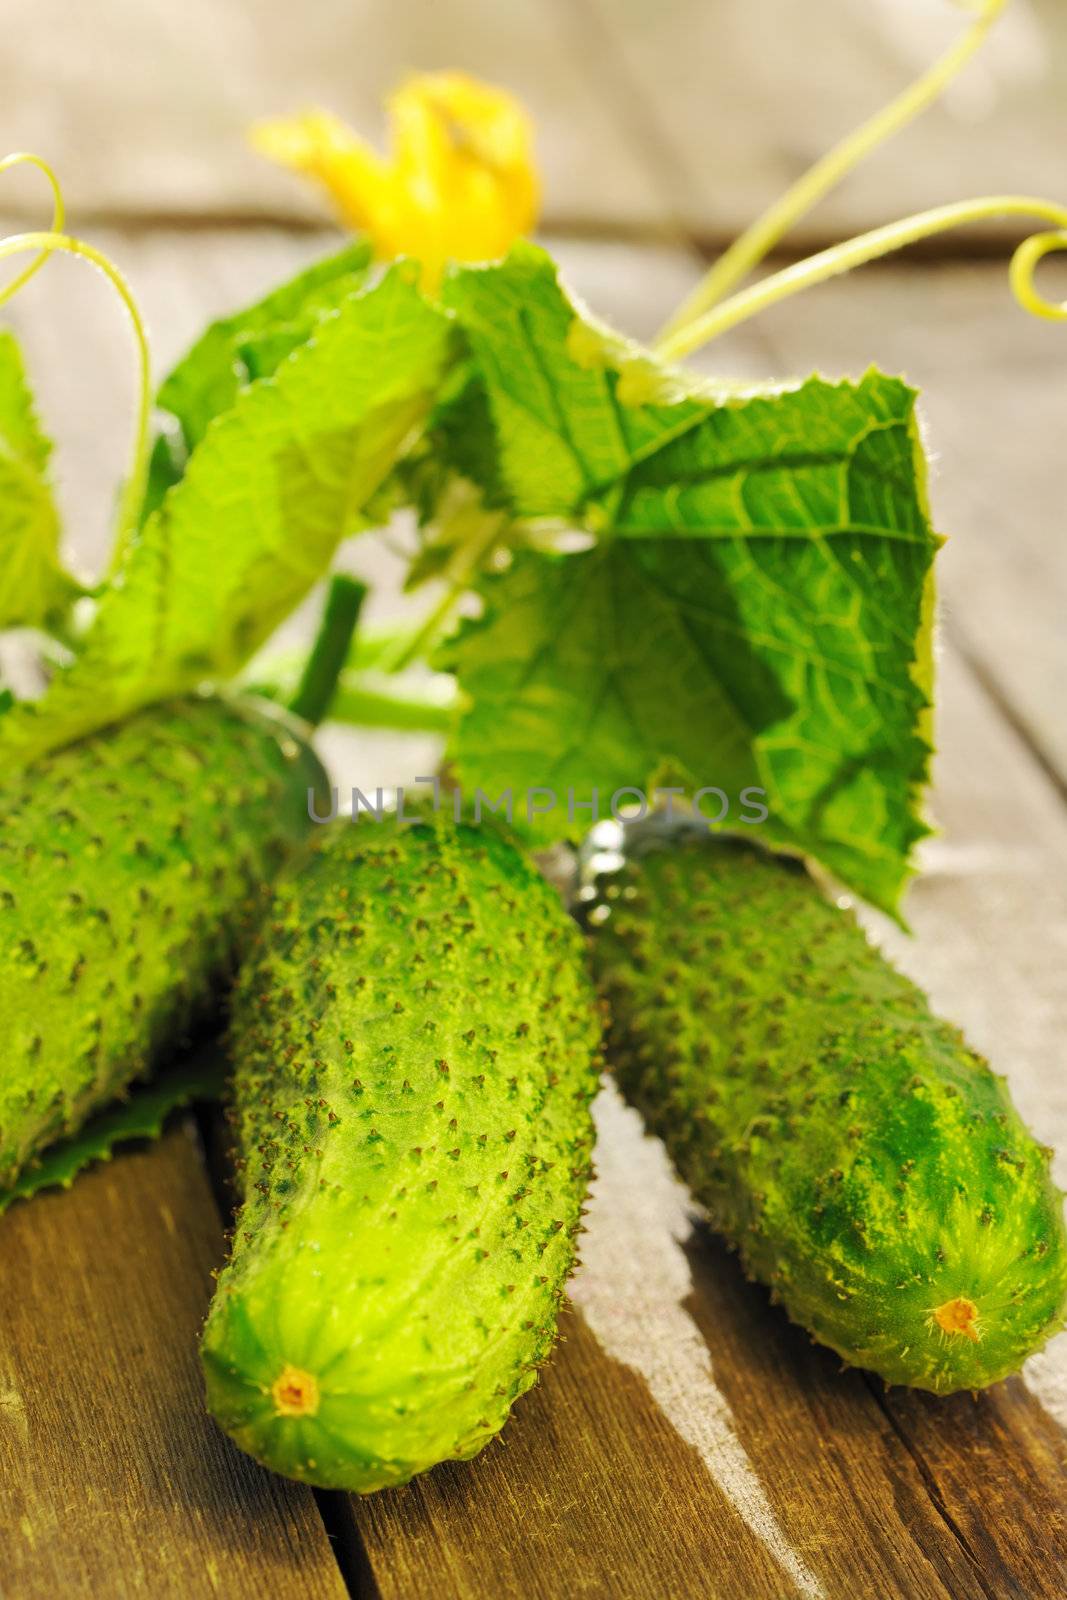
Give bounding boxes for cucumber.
[0,695,324,1186]
[587,832,1067,1393]
[201,813,601,1491]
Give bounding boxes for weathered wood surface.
[349,1076,1066,1600]
[2,0,1065,249]
[0,1128,347,1600]
[571,0,1067,247]
[1,227,1066,1598]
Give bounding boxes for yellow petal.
[249,110,389,237]
[251,74,540,289]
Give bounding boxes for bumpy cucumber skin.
[0,696,323,1186]
[589,838,1067,1394]
[201,815,601,1492]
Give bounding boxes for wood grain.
[347,1308,801,1600]
[0,1127,347,1600]
[872,1378,1067,1600]
[566,0,1067,249]
[0,0,661,233]
[3,0,1066,252]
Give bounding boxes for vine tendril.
[656,197,1067,360]
[656,0,1009,349]
[1010,227,1067,321]
[0,223,152,570]
[0,152,65,307]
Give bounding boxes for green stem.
[656,197,1067,361]
[288,575,368,728]
[244,617,432,704]
[0,229,151,571]
[655,0,1007,348]
[390,512,508,673]
[327,677,457,733]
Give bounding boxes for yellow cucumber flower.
[251,73,540,289]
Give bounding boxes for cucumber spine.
[588,834,1067,1394]
[0,695,324,1185]
[201,813,601,1491]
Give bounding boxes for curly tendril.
[1010,226,1067,321]
[0,152,66,306]
[0,203,152,571]
[656,0,1010,349]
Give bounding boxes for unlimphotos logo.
[308,777,769,828]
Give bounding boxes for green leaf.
[140,425,186,524]
[0,331,79,630]
[0,267,454,765]
[157,240,373,453]
[393,362,510,593]
[0,1045,225,1216]
[439,246,939,913]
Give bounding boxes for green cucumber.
[588,833,1067,1393]
[201,813,601,1491]
[0,695,324,1186]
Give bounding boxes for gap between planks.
[3,0,1065,249]
[0,1128,350,1600]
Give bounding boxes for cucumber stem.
[288,574,368,728]
[327,675,456,733]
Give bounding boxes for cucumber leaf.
[0,331,80,630]
[140,242,375,524]
[141,426,186,524]
[439,246,938,913]
[0,1045,225,1216]
[0,266,454,766]
[157,240,373,453]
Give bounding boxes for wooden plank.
[874,1380,1067,1599]
[0,0,662,233]
[4,1,1066,249]
[347,1304,804,1600]
[0,1127,348,1599]
[568,0,1067,249]
[345,1188,978,1600]
[863,651,1067,1599]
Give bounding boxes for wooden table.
[2,4,1066,1595]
